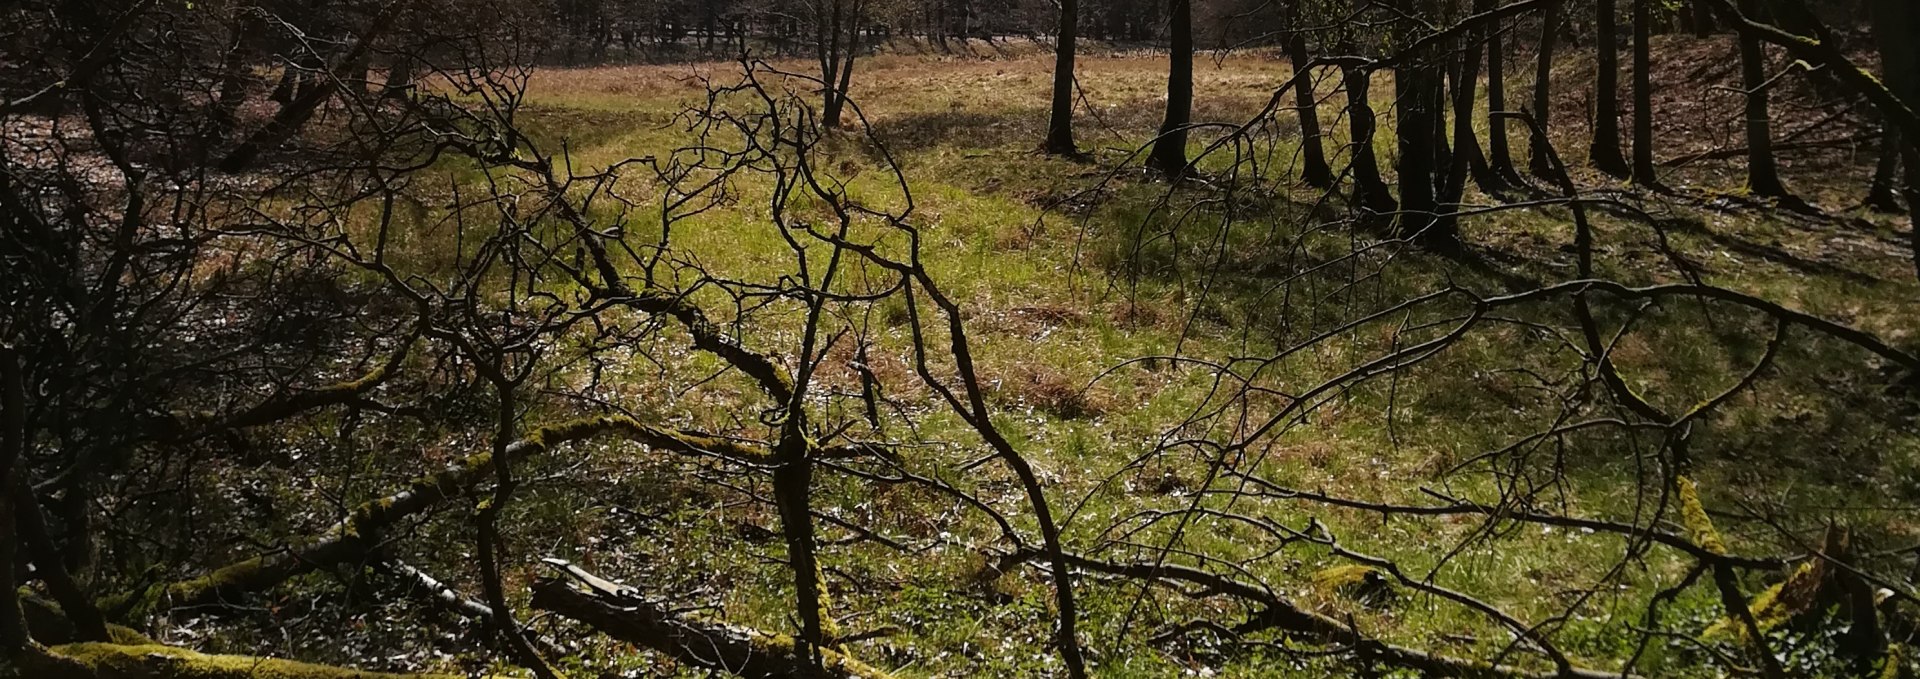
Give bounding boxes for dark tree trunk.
[382,54,415,98]
[1485,12,1521,183]
[1396,60,1443,242]
[1737,0,1786,196]
[1867,130,1905,213]
[1592,0,1629,176]
[1044,0,1078,155]
[207,20,263,148]
[1867,0,1920,278]
[1528,0,1562,176]
[0,349,28,651]
[1286,0,1332,186]
[268,66,300,104]
[818,0,859,128]
[1693,0,1715,37]
[832,19,859,125]
[1148,0,1193,177]
[1630,0,1658,185]
[1447,0,1491,214]
[1344,65,1397,214]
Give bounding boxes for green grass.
[209,49,1920,678]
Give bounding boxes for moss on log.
[10,643,470,679]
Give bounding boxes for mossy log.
[9,643,471,679]
[529,564,892,679]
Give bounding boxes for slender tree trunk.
[208,19,263,148]
[1485,13,1521,183]
[1630,0,1658,185]
[1148,0,1193,177]
[1447,1,1489,215]
[1344,65,1397,213]
[1591,0,1629,176]
[0,348,28,652]
[819,0,847,126]
[382,54,415,98]
[1737,0,1786,196]
[1044,0,1079,155]
[1286,0,1333,186]
[1868,130,1905,213]
[1456,51,1498,193]
[832,8,860,125]
[1528,0,1562,176]
[1433,73,1452,187]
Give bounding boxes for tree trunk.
[1485,12,1521,183]
[831,14,860,127]
[0,348,28,652]
[1396,60,1443,242]
[1693,0,1715,36]
[381,54,414,98]
[1867,0,1920,279]
[1737,0,1786,196]
[1148,0,1194,177]
[1630,0,1658,185]
[1344,65,1397,213]
[1528,0,1562,176]
[1446,0,1490,222]
[1044,0,1078,155]
[1592,0,1629,176]
[1867,130,1905,213]
[819,0,848,126]
[1286,0,1333,186]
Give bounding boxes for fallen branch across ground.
[530,559,895,679]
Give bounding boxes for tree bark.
[1445,1,1490,226]
[1867,129,1905,213]
[1044,0,1079,155]
[1737,0,1786,196]
[1485,11,1521,183]
[1396,58,1443,241]
[1630,0,1658,185]
[0,347,28,651]
[12,475,110,642]
[1592,0,1629,176]
[1148,0,1194,177]
[1344,65,1397,214]
[1868,0,1920,279]
[532,565,895,679]
[1527,0,1562,176]
[1286,0,1333,186]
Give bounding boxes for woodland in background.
[4,0,1920,677]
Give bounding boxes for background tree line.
[4,0,1920,677]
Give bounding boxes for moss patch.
[38,643,473,679]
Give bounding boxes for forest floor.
[191,41,1920,677]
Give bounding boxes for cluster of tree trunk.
[1034,0,1916,266]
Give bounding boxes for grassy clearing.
[245,47,1920,677]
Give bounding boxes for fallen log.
[529,560,893,679]
[10,642,472,679]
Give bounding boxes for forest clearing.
[4,1,1920,677]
